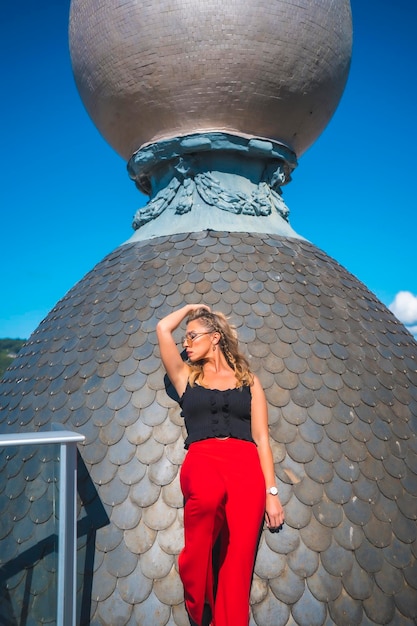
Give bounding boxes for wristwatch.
[266,486,278,496]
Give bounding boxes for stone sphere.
[69,0,352,160]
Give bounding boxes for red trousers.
[179,438,266,626]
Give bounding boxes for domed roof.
[1,232,416,625]
[69,0,352,159]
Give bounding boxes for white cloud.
[389,291,417,325]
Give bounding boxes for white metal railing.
[0,430,85,626]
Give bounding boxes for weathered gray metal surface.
[69,0,352,159]
[1,231,416,625]
[126,132,302,242]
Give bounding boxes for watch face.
[269,487,278,495]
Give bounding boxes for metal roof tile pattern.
[0,231,416,625]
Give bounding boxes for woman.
[156,304,284,626]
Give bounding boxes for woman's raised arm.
[156,304,207,396]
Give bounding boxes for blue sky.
[1,0,416,340]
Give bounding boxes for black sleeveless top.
[179,383,255,449]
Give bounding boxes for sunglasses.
[182,331,212,345]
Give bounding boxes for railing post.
[57,440,78,626]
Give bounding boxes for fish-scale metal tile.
[165,436,187,467]
[299,366,323,390]
[136,437,164,465]
[375,559,405,596]
[100,419,125,447]
[312,499,343,529]
[316,385,341,409]
[124,518,156,555]
[300,514,332,552]
[104,539,138,578]
[9,494,31,531]
[140,539,174,580]
[363,584,396,625]
[363,517,392,548]
[0,527,18,562]
[149,455,178,485]
[393,583,417,620]
[107,435,136,466]
[298,419,323,445]
[1,231,417,626]
[315,433,343,464]
[118,560,153,605]
[392,509,417,544]
[252,595,289,626]
[28,490,55,525]
[254,538,286,580]
[397,491,417,521]
[162,475,184,510]
[304,455,334,484]
[266,383,291,409]
[343,495,373,527]
[157,513,183,557]
[291,586,326,626]
[10,448,34,478]
[142,497,177,531]
[262,523,298,559]
[133,592,171,626]
[280,400,307,426]
[307,561,342,603]
[352,473,379,504]
[378,473,405,501]
[3,568,26,597]
[269,566,305,606]
[404,561,417,591]
[287,541,319,579]
[333,518,363,553]
[342,438,368,464]
[350,419,373,446]
[290,384,316,409]
[117,456,146,487]
[391,419,413,445]
[274,469,297,497]
[360,437,389,464]
[321,538,355,577]
[328,589,363,626]
[111,498,142,531]
[97,586,133,625]
[294,476,324,507]
[286,434,316,464]
[153,418,182,446]
[153,564,184,608]
[283,494,312,530]
[382,453,407,480]
[324,474,353,506]
[334,456,360,483]
[130,470,161,508]
[384,536,414,570]
[99,473,130,507]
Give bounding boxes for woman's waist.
[187,436,256,453]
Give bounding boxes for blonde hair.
[186,308,253,388]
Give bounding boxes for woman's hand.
[265,494,285,530]
[187,303,210,313]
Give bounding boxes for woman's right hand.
[186,303,210,313]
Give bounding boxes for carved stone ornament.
[129,133,295,230]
